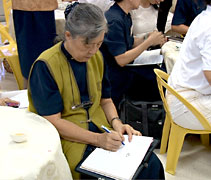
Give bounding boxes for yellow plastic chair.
[1,0,12,42]
[0,23,24,90]
[154,68,211,175]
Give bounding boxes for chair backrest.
[0,23,24,90]
[0,23,15,46]
[2,0,12,30]
[154,68,211,131]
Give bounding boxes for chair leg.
[160,116,171,154]
[165,123,186,175]
[200,134,210,146]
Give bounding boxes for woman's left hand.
[112,119,142,143]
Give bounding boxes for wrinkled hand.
[112,119,142,143]
[97,131,124,152]
[148,31,167,47]
[0,98,19,106]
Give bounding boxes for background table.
[0,106,72,180]
[161,41,181,74]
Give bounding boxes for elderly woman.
[28,3,164,179]
[167,0,211,130]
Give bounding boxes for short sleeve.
[30,61,63,116]
[172,0,189,25]
[200,33,211,71]
[104,19,129,56]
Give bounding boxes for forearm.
[43,114,100,146]
[171,24,189,35]
[100,98,120,126]
[115,39,152,67]
[204,70,211,85]
[133,36,145,47]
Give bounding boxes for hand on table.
[0,98,19,107]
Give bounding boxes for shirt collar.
[61,41,73,60]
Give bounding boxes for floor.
[0,61,211,179]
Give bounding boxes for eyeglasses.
[72,101,93,110]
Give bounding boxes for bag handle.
[142,103,149,135]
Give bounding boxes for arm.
[171,0,190,35]
[43,113,100,145]
[115,31,166,67]
[204,71,211,85]
[171,24,189,35]
[100,98,141,142]
[43,109,130,152]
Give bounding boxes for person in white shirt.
[167,0,211,130]
[131,0,173,38]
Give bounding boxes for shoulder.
[38,42,64,64]
[105,4,125,22]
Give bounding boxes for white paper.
[10,90,28,108]
[133,49,163,65]
[80,135,153,180]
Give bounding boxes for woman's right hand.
[147,31,166,47]
[97,131,123,152]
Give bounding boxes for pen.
[6,102,20,108]
[101,125,125,145]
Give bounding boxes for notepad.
[133,49,163,65]
[80,135,153,180]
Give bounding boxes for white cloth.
[0,107,73,180]
[131,5,173,37]
[169,6,211,95]
[167,6,211,130]
[78,0,114,12]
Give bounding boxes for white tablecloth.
[161,41,181,74]
[0,106,72,180]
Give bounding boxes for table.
[0,106,72,180]
[161,40,181,74]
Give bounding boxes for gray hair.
[65,3,107,43]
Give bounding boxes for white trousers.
[166,88,211,130]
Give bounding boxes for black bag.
[120,98,165,141]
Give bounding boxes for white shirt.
[78,0,114,12]
[131,5,158,37]
[131,5,173,37]
[168,5,211,95]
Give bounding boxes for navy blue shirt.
[30,42,111,116]
[172,0,206,27]
[104,3,134,56]
[100,3,134,100]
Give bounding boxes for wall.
[0,0,5,22]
